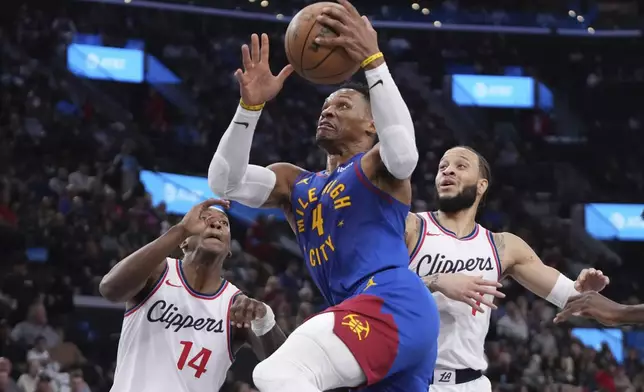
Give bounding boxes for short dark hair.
[457,146,491,185]
[338,82,370,102]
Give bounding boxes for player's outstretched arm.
[99,199,229,304]
[500,232,609,309]
[208,33,303,209]
[554,292,644,326]
[316,0,418,180]
[229,295,286,360]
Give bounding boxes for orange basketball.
[285,2,360,85]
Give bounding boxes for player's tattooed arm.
[422,274,441,293]
[423,273,504,312]
[496,232,558,299]
[503,232,608,308]
[491,233,507,272]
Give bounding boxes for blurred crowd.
[1,2,644,392]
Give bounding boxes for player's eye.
[339,103,350,109]
[458,164,467,169]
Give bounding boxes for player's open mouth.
[203,233,222,243]
[439,179,456,188]
[317,120,336,132]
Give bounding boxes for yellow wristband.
[360,52,384,69]
[239,99,265,111]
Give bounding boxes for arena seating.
[1,2,643,391]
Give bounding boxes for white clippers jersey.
[408,212,502,371]
[111,258,241,392]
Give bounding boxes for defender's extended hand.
[554,291,622,326]
[235,33,293,106]
[177,199,230,237]
[230,295,268,328]
[426,274,505,314]
[315,0,380,65]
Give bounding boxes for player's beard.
[436,183,478,213]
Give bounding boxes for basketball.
[285,2,360,85]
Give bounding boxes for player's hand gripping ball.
[314,0,381,65]
[229,295,268,329]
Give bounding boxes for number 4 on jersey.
[311,203,324,236]
[177,341,212,378]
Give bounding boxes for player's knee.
[252,355,307,389]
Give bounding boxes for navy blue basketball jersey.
[289,153,410,305]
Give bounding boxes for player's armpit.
[502,232,578,306]
[124,262,167,311]
[359,145,413,205]
[263,162,306,208]
[404,212,421,256]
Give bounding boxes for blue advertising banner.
[67,44,144,83]
[452,75,535,108]
[140,170,284,223]
[585,203,644,241]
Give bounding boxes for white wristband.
[251,303,275,336]
[546,273,580,309]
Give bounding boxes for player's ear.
[477,178,489,197]
[365,120,377,142]
[180,240,188,254]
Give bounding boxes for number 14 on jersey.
[177,341,212,378]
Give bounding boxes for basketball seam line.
[299,17,320,78]
[302,46,340,72]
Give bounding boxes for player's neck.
[435,209,478,238]
[326,146,365,172]
[182,251,225,294]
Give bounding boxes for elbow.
[379,125,418,179]
[385,147,419,180]
[99,276,124,303]
[207,176,226,198]
[208,155,231,197]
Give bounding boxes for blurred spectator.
[11,304,59,348]
[16,360,41,392]
[496,301,529,342]
[69,370,91,392]
[0,359,19,392]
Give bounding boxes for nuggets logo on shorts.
[342,314,370,341]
